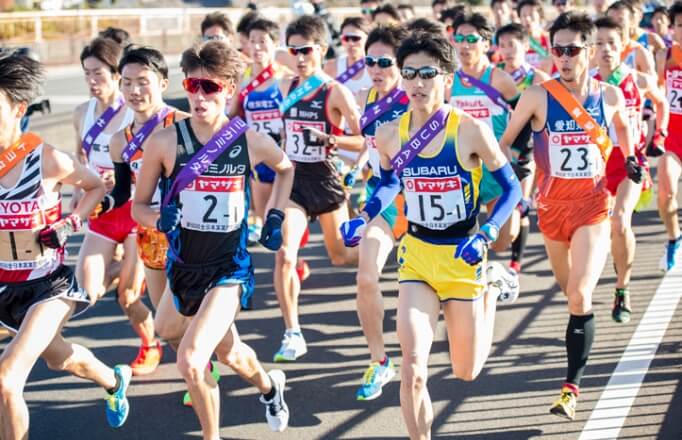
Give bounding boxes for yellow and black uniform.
[396,108,486,301]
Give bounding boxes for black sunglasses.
[365,55,395,68]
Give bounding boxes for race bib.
[284,120,327,163]
[666,75,682,115]
[449,96,495,131]
[525,52,543,69]
[403,176,466,230]
[548,132,602,179]
[247,108,284,139]
[179,175,245,233]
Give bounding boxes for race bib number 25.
[179,176,245,233]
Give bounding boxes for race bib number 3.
[285,120,327,163]
[403,176,466,230]
[549,133,602,179]
[179,176,245,233]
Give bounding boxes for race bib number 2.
[403,176,466,230]
[179,176,245,233]
[285,120,327,163]
[666,78,682,115]
[549,133,602,179]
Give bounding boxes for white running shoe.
[488,261,520,304]
[259,369,289,432]
[273,331,307,362]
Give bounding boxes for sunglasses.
[203,34,226,42]
[400,66,443,80]
[550,45,587,57]
[453,34,484,44]
[361,7,375,15]
[341,34,364,43]
[182,77,225,94]
[365,55,395,68]
[287,45,317,56]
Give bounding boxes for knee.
[276,246,297,269]
[356,270,379,296]
[0,370,21,398]
[452,364,480,382]
[176,352,204,385]
[215,344,243,370]
[400,360,428,394]
[610,215,629,239]
[45,354,71,373]
[329,252,348,267]
[567,291,591,315]
[155,316,183,344]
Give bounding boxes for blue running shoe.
[356,358,396,401]
[659,239,681,272]
[105,364,132,428]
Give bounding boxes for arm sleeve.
[362,167,401,221]
[109,161,133,208]
[485,162,522,231]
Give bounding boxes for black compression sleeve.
[110,161,132,208]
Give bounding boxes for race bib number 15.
[403,176,467,230]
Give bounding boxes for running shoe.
[549,386,577,420]
[105,364,132,428]
[259,369,289,432]
[356,357,396,401]
[130,340,163,376]
[273,331,307,362]
[487,261,520,304]
[659,239,681,272]
[182,361,221,407]
[611,288,632,324]
[248,224,262,245]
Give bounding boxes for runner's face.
[203,25,229,43]
[82,57,119,101]
[607,8,631,39]
[674,14,682,43]
[121,63,167,113]
[239,32,251,58]
[287,34,323,77]
[366,42,400,93]
[520,6,541,32]
[652,12,669,37]
[498,33,527,68]
[492,2,512,26]
[595,28,622,70]
[341,26,367,60]
[454,24,488,66]
[185,68,235,123]
[401,52,450,109]
[249,30,276,65]
[552,29,592,82]
[0,90,23,140]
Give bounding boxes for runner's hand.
[157,204,181,233]
[340,216,367,247]
[259,209,285,251]
[38,215,81,249]
[625,156,643,184]
[454,233,488,265]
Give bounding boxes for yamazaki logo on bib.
[188,176,244,192]
[404,176,462,192]
[0,201,60,230]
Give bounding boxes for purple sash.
[121,107,171,163]
[360,87,407,131]
[82,95,126,157]
[457,70,511,112]
[162,117,249,207]
[336,58,366,84]
[510,64,531,83]
[391,107,448,175]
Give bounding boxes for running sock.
[562,382,580,397]
[285,328,301,335]
[107,375,122,395]
[511,224,529,268]
[262,384,277,401]
[668,235,681,246]
[565,314,595,387]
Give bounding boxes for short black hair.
[594,16,623,34]
[372,4,402,22]
[495,23,526,43]
[406,17,447,36]
[607,0,634,15]
[80,37,123,74]
[98,27,131,47]
[653,5,668,18]
[491,0,510,7]
[432,0,448,6]
[119,46,169,80]
[181,41,245,84]
[549,12,595,45]
[341,16,371,34]
[365,24,409,53]
[669,1,682,24]
[517,0,544,19]
[0,49,44,106]
[453,13,494,41]
[248,18,280,42]
[286,14,328,46]
[396,31,456,73]
[201,11,235,37]
[440,6,468,25]
[237,10,261,36]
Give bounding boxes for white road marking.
[579,264,682,440]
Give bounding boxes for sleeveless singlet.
[398,107,483,242]
[525,33,550,69]
[362,87,409,176]
[162,119,251,264]
[0,143,63,282]
[533,81,609,202]
[664,47,682,144]
[243,81,283,145]
[594,66,644,150]
[81,97,134,177]
[336,55,372,95]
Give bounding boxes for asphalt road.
[1,68,680,440]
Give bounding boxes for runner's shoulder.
[531,68,551,84]
[72,100,90,127]
[146,123,178,156]
[601,81,624,106]
[375,118,400,145]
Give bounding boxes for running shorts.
[365,176,407,240]
[290,175,346,219]
[479,165,503,206]
[88,199,137,244]
[168,257,254,317]
[665,135,682,162]
[397,233,486,301]
[253,162,276,184]
[0,265,89,332]
[536,192,611,243]
[137,225,168,270]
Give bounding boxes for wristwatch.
[480,223,499,243]
[328,134,337,146]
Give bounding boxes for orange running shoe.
[130,340,163,376]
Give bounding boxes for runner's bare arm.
[604,84,635,158]
[639,72,670,133]
[70,104,87,210]
[462,116,508,172]
[499,86,544,157]
[246,129,294,212]
[132,127,176,229]
[636,45,656,77]
[492,68,521,101]
[655,49,667,86]
[43,144,104,220]
[376,120,400,171]
[329,83,364,151]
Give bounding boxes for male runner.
[323,16,372,95]
[0,50,131,438]
[654,1,682,271]
[341,31,521,439]
[491,0,516,31]
[593,17,669,322]
[352,24,410,401]
[133,41,294,437]
[517,0,554,73]
[274,15,364,362]
[499,12,642,420]
[607,1,657,76]
[651,5,673,49]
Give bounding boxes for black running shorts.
[290,175,346,220]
